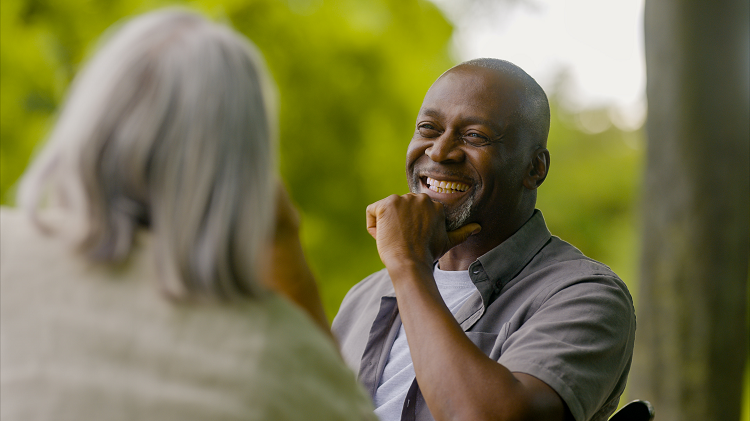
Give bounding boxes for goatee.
[408,179,474,232]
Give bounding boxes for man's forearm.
[388,262,567,421]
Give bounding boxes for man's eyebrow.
[420,108,450,118]
[461,116,500,128]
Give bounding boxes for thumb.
[446,223,481,250]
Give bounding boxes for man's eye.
[464,132,490,145]
[418,125,439,136]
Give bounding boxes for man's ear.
[523,148,550,190]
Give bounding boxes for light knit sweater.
[0,207,376,421]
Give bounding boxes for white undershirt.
[373,265,477,421]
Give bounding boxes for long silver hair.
[17,9,277,299]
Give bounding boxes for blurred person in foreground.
[332,59,635,421]
[0,9,376,421]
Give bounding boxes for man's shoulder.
[338,268,393,305]
[539,235,619,278]
[480,210,624,294]
[333,269,393,329]
[507,234,632,306]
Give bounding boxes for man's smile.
[425,177,470,194]
[416,173,477,230]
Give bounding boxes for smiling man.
[332,59,636,421]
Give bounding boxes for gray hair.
[456,58,550,148]
[17,9,277,299]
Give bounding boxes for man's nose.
[425,133,465,163]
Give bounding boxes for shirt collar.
[468,209,552,307]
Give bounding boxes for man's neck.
[437,235,503,271]
[438,209,535,271]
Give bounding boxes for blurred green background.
[0,0,642,319]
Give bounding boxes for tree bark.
[630,0,749,420]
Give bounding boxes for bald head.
[447,58,550,150]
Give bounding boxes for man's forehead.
[418,106,500,128]
[419,66,523,119]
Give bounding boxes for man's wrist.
[384,258,434,285]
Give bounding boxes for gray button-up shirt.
[332,210,635,421]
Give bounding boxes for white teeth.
[425,177,469,194]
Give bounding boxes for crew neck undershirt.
[372,265,477,421]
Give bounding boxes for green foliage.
[0,0,642,320]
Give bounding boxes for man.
[332,58,635,421]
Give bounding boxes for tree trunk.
[630,0,749,420]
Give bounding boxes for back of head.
[458,58,550,149]
[18,9,276,299]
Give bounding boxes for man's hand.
[365,193,480,270]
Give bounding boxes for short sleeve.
[497,277,635,421]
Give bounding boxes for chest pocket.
[464,322,510,361]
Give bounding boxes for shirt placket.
[358,295,400,398]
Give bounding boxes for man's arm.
[366,193,572,421]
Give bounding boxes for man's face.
[406,66,529,232]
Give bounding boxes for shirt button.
[472,267,481,274]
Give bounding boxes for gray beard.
[409,178,475,232]
[444,195,474,231]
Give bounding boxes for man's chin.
[409,180,475,231]
[444,197,474,231]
